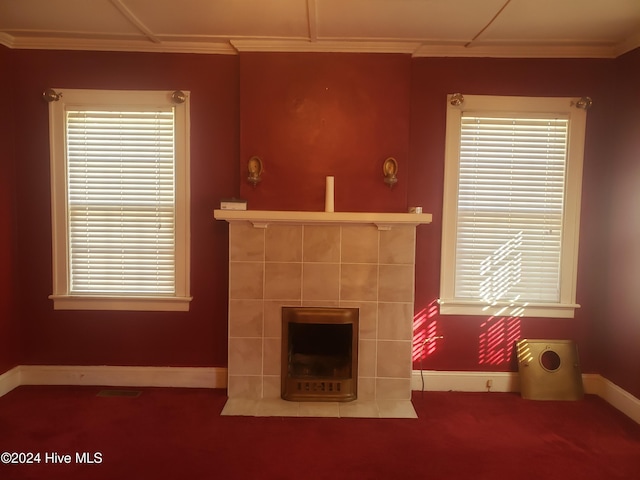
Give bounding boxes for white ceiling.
[1,0,639,58]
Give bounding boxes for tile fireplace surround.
[214,210,432,418]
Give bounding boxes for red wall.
[239,53,411,212]
[11,50,239,367]
[0,46,19,374]
[6,46,640,398]
[601,48,640,398]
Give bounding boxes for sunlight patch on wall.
[412,299,441,362]
[478,315,521,365]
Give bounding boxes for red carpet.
[1,386,639,479]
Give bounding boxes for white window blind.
[455,116,568,304]
[66,109,176,295]
[439,94,586,318]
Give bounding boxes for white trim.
[0,367,21,397]
[0,365,226,395]
[411,370,520,393]
[214,209,432,228]
[0,33,635,58]
[1,366,637,425]
[19,365,227,389]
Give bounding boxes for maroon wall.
[7,46,639,396]
[11,50,239,367]
[408,57,615,373]
[602,48,640,398]
[239,53,411,212]
[0,46,19,374]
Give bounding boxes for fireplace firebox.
[281,307,358,402]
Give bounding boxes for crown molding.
[412,43,621,59]
[6,35,236,55]
[230,38,420,54]
[0,32,14,49]
[1,32,636,58]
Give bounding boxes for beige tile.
[378,302,414,341]
[298,402,341,417]
[376,400,418,419]
[228,299,263,338]
[378,264,414,302]
[302,263,340,301]
[229,262,264,300]
[341,225,379,264]
[221,398,259,416]
[262,375,281,398]
[265,225,302,262]
[229,222,264,261]
[339,400,379,418]
[301,300,340,307]
[303,225,341,263]
[227,375,262,399]
[376,378,412,400]
[228,338,263,375]
[340,263,378,301]
[256,399,300,417]
[264,262,302,300]
[379,226,415,265]
[263,337,281,376]
[264,301,300,338]
[358,339,377,378]
[376,340,412,378]
[356,377,376,401]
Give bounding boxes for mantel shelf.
[213,209,432,230]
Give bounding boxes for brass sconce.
[247,156,263,187]
[383,157,398,188]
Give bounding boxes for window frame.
[439,94,586,319]
[48,89,191,311]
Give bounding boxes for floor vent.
[97,389,142,398]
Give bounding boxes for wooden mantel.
[213,209,432,230]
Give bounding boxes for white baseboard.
[0,365,227,394]
[0,366,21,397]
[411,370,520,393]
[1,366,637,424]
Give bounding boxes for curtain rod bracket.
[42,88,62,102]
[171,90,187,104]
[449,93,464,107]
[573,97,593,110]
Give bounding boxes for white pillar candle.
[325,176,335,212]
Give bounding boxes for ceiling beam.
[109,0,161,44]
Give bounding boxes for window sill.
[49,295,193,312]
[437,299,580,319]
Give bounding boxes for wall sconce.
[247,156,263,187]
[383,157,398,188]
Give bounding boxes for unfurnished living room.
[1,1,640,479]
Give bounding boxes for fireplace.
[214,209,431,413]
[282,307,358,402]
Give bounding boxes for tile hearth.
[221,398,418,418]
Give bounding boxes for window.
[439,95,587,318]
[48,89,191,311]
